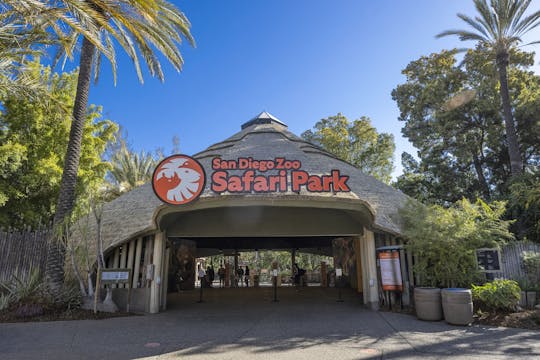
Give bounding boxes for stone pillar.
[361,229,379,310]
[150,231,165,314]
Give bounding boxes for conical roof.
[89,114,409,251]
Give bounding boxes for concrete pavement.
[0,287,538,359]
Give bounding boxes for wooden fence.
[0,227,51,283]
[496,242,540,286]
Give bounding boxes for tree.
[1,0,116,99]
[392,47,540,204]
[42,0,194,293]
[400,198,513,287]
[107,140,161,196]
[0,61,117,229]
[437,0,540,176]
[301,114,395,183]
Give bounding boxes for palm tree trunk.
[497,52,523,176]
[46,37,96,294]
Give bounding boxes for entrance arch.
[149,196,379,312]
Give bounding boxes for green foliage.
[522,251,540,288]
[471,279,521,312]
[508,173,540,242]
[400,198,514,287]
[106,137,161,196]
[0,293,11,311]
[0,61,117,228]
[0,270,46,306]
[437,0,540,176]
[302,113,395,183]
[209,251,333,273]
[0,271,81,313]
[392,47,540,205]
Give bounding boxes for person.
[244,265,250,287]
[237,266,244,287]
[197,266,206,288]
[293,263,300,285]
[293,263,306,286]
[207,265,215,287]
[218,264,226,288]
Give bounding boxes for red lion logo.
[152,155,205,205]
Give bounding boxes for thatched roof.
[85,113,409,253]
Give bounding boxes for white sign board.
[101,269,130,283]
[336,268,343,277]
[272,269,278,277]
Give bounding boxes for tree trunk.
[496,52,523,176]
[46,37,96,294]
[472,152,490,200]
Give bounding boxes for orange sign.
[152,155,206,205]
[378,251,403,291]
[211,157,350,193]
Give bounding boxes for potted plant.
[399,199,513,323]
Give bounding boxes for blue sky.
[83,0,540,178]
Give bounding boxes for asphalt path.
[1,287,538,359]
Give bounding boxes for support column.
[234,252,239,287]
[361,229,379,310]
[150,231,165,314]
[132,237,143,288]
[354,236,363,293]
[120,243,128,288]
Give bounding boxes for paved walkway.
[1,287,538,359]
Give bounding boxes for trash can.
[441,288,473,325]
[414,287,443,321]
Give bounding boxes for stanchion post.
[197,282,204,303]
[336,267,344,303]
[272,268,279,302]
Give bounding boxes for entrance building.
[83,112,410,313]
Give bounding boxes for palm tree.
[437,0,540,176]
[108,142,160,195]
[41,0,194,293]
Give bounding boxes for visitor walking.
[218,264,226,288]
[244,265,250,287]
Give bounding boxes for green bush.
[522,251,540,289]
[400,199,514,288]
[471,279,521,312]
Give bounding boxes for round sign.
[152,154,206,205]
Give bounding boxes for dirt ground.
[0,307,133,323]
[474,309,540,330]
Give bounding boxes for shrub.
[522,251,540,289]
[472,279,521,312]
[400,199,514,288]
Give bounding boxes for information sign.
[378,251,403,291]
[476,248,501,272]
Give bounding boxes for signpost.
[94,268,132,313]
[336,268,344,302]
[377,250,403,310]
[378,251,403,291]
[272,264,279,303]
[476,248,502,273]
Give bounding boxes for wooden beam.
[149,231,164,314]
[126,239,135,289]
[133,237,143,289]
